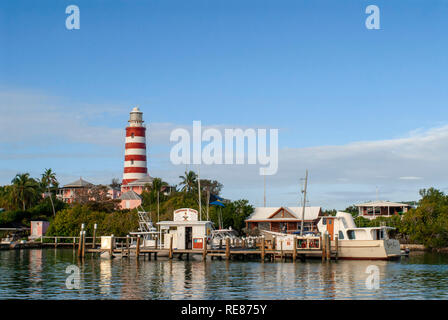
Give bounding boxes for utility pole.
[157,190,160,225]
[198,166,202,221]
[300,170,308,236]
[206,188,210,221]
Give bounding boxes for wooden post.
[335,235,339,261]
[292,236,297,262]
[219,239,222,250]
[326,233,331,261]
[242,238,246,248]
[126,235,130,257]
[225,237,230,260]
[81,231,86,258]
[73,237,75,249]
[92,223,97,249]
[169,235,173,259]
[202,237,207,261]
[261,236,265,261]
[321,234,326,261]
[155,236,158,250]
[77,231,82,257]
[136,236,141,259]
[280,240,283,261]
[55,237,58,249]
[109,234,114,258]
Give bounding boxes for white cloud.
[1,88,447,209]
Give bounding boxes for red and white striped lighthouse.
[122,107,148,185]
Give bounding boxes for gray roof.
[355,201,410,207]
[119,190,142,200]
[63,177,93,188]
[127,175,154,186]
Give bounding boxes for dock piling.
[92,223,97,249]
[321,234,326,261]
[169,235,173,259]
[261,236,265,261]
[292,236,297,262]
[136,236,141,259]
[225,238,230,260]
[81,231,86,258]
[77,231,82,258]
[335,235,339,260]
[202,237,207,261]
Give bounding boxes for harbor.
[1,247,448,300]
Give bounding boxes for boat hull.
[334,239,401,260]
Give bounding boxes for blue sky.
[1,0,448,209]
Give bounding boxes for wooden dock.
[37,232,339,262]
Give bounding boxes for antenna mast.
[198,166,202,221]
[300,170,308,236]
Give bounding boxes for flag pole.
[300,170,308,236]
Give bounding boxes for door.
[185,227,192,249]
[327,218,334,240]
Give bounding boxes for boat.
[210,227,239,248]
[316,211,401,260]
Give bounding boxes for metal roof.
[119,190,142,200]
[245,206,322,221]
[355,201,410,207]
[126,175,154,186]
[63,177,93,188]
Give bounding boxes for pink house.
[57,177,93,203]
[119,190,142,209]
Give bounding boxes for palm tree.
[11,173,39,211]
[41,168,58,216]
[179,171,197,193]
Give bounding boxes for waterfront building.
[29,221,50,239]
[355,201,411,220]
[57,177,93,203]
[158,208,213,250]
[245,206,323,234]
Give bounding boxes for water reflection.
[1,249,448,299]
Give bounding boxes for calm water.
[1,248,448,299]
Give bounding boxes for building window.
[338,231,344,240]
[323,218,327,225]
[131,133,135,138]
[131,160,134,165]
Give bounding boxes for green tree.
[179,171,197,193]
[10,173,40,211]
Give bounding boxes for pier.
[36,233,339,262]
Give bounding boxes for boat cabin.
[157,208,213,250]
[317,211,393,241]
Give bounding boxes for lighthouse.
[122,107,149,185]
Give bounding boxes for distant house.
[121,175,154,194]
[57,177,93,203]
[245,206,323,234]
[119,190,142,209]
[355,201,411,220]
[121,175,175,197]
[57,178,122,204]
